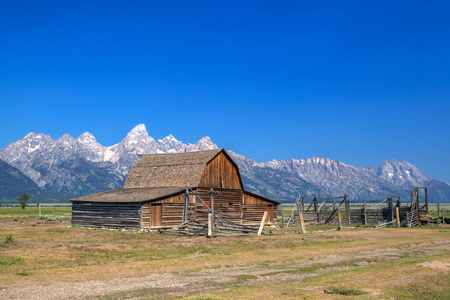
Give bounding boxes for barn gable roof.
[124,149,235,189]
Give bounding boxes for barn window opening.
[229,203,234,207]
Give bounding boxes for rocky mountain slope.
[366,160,450,201]
[0,124,448,202]
[0,159,42,198]
[231,153,411,200]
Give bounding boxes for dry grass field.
[0,207,449,299]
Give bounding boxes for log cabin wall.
[193,188,243,223]
[242,192,277,225]
[199,152,243,190]
[72,202,141,229]
[141,193,188,229]
[140,188,278,229]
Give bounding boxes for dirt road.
[1,240,448,299]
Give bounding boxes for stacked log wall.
[72,202,141,229]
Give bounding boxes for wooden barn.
[71,149,279,230]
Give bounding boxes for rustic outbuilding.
[71,149,278,230]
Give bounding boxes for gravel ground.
[1,241,448,300]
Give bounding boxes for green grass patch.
[39,215,62,221]
[387,273,450,300]
[0,207,71,216]
[235,274,257,281]
[0,257,24,265]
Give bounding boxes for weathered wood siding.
[141,193,187,229]
[140,188,277,229]
[72,202,141,229]
[199,152,243,189]
[192,188,243,223]
[242,192,277,225]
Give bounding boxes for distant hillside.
[0,159,42,197]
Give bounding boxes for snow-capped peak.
[165,134,178,142]
[77,132,97,144]
[130,124,147,133]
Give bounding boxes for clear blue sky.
[1,1,449,182]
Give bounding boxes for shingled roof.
[71,187,185,203]
[124,148,224,189]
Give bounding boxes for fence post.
[345,194,351,224]
[338,204,342,229]
[296,199,306,234]
[313,196,318,213]
[183,186,190,224]
[363,198,367,226]
[396,207,400,227]
[207,213,212,238]
[322,194,326,224]
[210,188,215,230]
[387,196,393,223]
[258,211,268,236]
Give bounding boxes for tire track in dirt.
[1,241,449,300]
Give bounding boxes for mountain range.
[1,124,449,202]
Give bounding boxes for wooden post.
[313,196,318,212]
[338,204,342,229]
[345,194,351,224]
[257,211,268,236]
[363,198,367,226]
[183,186,189,224]
[240,212,243,225]
[396,207,400,227]
[38,203,41,217]
[388,196,393,223]
[322,194,326,224]
[296,199,306,234]
[207,213,212,238]
[210,188,215,230]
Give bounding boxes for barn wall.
[199,152,243,190]
[141,193,187,229]
[242,193,277,225]
[72,202,141,229]
[191,188,243,223]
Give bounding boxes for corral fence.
[279,188,447,229]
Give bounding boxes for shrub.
[4,235,14,244]
[39,215,62,222]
